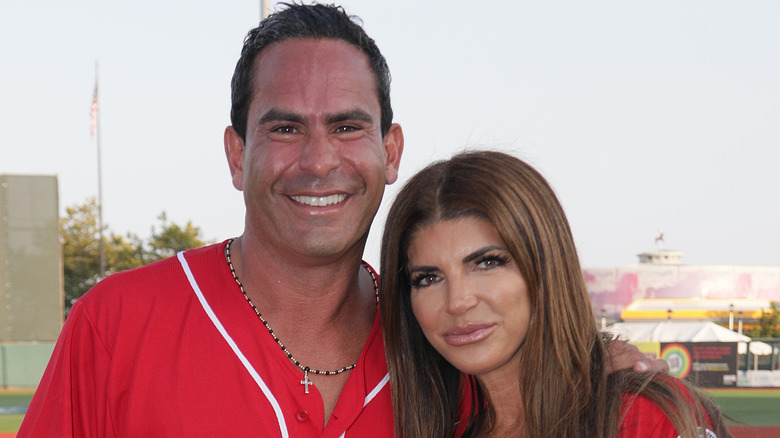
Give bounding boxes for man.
[20,4,660,437]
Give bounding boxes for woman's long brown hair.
[380,150,730,438]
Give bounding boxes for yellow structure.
[620,298,770,333]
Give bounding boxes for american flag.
[90,84,98,139]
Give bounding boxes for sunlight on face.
[230,38,401,260]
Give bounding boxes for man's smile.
[290,194,348,207]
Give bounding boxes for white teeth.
[290,194,347,206]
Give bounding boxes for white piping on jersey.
[338,373,391,438]
[365,373,390,406]
[177,251,289,438]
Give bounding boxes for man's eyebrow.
[326,109,374,125]
[258,109,305,125]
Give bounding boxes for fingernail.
[636,361,648,372]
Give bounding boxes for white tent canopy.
[607,321,773,355]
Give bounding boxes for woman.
[380,151,729,438]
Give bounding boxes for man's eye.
[272,126,298,134]
[334,125,358,133]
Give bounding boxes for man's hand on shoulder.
[606,339,669,374]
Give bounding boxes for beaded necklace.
[224,238,379,394]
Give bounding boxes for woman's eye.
[411,273,438,288]
[475,255,509,270]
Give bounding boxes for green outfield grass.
[706,388,780,426]
[0,415,23,432]
[0,391,33,432]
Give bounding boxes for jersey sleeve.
[18,299,113,437]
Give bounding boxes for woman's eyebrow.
[461,245,506,264]
[408,265,437,275]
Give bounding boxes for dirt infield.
[729,426,780,438]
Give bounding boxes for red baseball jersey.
[20,242,393,437]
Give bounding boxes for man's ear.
[224,126,245,190]
[383,123,404,184]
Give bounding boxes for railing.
[739,338,780,371]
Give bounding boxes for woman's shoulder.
[618,376,720,438]
[619,390,680,437]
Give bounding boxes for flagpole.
[260,0,271,20]
[93,61,106,279]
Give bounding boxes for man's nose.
[298,131,341,178]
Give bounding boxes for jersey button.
[296,409,309,422]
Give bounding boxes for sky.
[2,0,779,270]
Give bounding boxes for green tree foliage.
[61,199,104,307]
[148,212,207,260]
[61,199,210,315]
[747,302,780,338]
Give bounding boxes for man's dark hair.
[230,3,393,141]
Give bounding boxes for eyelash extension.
[409,272,436,288]
[408,253,510,288]
[475,253,510,268]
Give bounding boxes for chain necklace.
[224,238,379,394]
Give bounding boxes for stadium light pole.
[729,303,735,331]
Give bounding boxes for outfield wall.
[738,370,780,387]
[0,343,55,388]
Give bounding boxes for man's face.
[225,38,403,262]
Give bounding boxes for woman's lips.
[443,323,496,346]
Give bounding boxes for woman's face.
[406,217,531,381]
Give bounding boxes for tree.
[747,302,780,338]
[61,199,104,309]
[61,199,210,315]
[147,212,207,261]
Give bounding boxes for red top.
[619,392,682,437]
[19,242,393,438]
[619,380,718,438]
[453,373,716,437]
